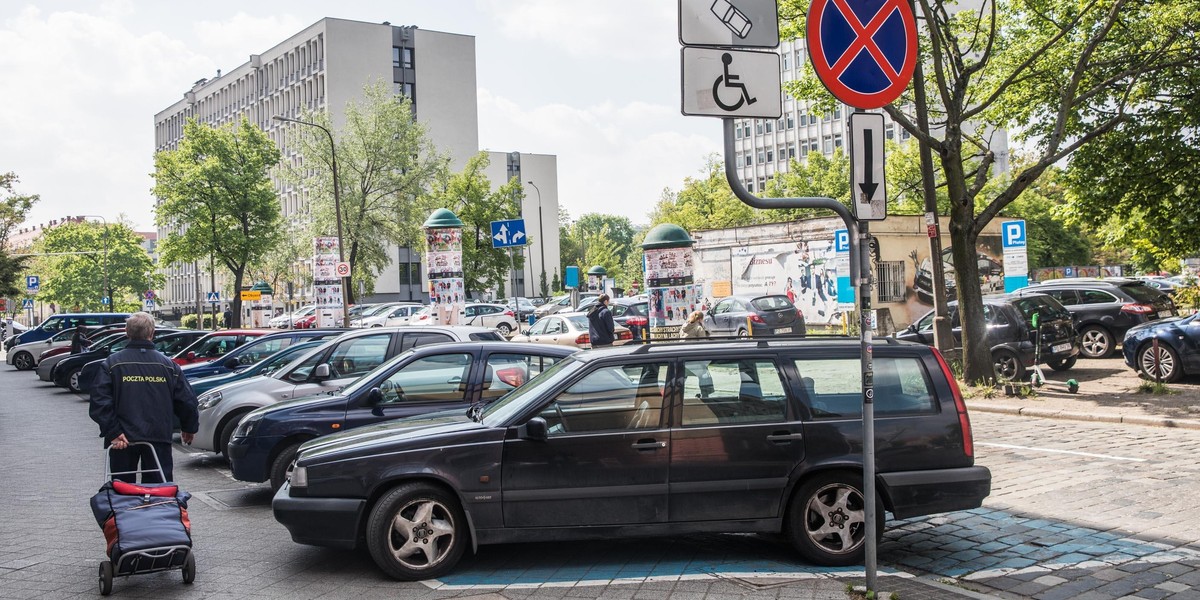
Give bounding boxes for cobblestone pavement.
[4,360,1199,599]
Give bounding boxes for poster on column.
[645,247,699,338]
[312,237,344,327]
[425,227,464,325]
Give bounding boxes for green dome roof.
[249,280,274,294]
[423,208,463,228]
[641,223,694,249]
[587,265,607,276]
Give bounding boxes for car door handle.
[766,432,804,443]
[631,440,666,450]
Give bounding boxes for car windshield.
[362,304,397,317]
[751,295,795,310]
[481,357,583,425]
[1120,282,1167,303]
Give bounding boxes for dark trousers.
[109,442,174,483]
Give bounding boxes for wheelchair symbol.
[712,53,757,111]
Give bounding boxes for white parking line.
[977,442,1146,462]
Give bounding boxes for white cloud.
[477,88,720,225]
[190,13,306,68]
[479,0,676,60]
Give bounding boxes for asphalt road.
[2,361,1199,599]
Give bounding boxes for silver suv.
[192,326,503,455]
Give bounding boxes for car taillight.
[504,310,515,317]
[625,316,647,326]
[932,348,973,458]
[575,333,590,345]
[1121,303,1153,314]
[618,330,632,340]
[749,314,765,323]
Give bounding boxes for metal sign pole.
[859,221,878,590]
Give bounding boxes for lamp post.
[526,180,546,297]
[272,115,350,327]
[79,215,110,308]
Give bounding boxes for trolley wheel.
[182,552,196,584]
[98,560,113,595]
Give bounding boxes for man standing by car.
[89,312,199,483]
[587,294,616,347]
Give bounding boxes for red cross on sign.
[807,0,917,109]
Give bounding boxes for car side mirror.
[367,387,384,406]
[186,351,196,360]
[314,363,331,379]
[223,357,239,370]
[518,417,548,441]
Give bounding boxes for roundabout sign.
[807,0,917,109]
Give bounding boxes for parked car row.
[9,309,992,582]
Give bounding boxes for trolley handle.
[104,441,167,482]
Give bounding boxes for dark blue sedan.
[1123,313,1200,382]
[180,329,347,380]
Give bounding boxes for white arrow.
[494,224,509,245]
[512,230,525,244]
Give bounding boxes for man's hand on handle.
[181,432,194,445]
[110,433,129,450]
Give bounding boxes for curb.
[968,402,1200,430]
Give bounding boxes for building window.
[886,128,895,140]
[833,106,842,119]
[755,121,763,135]
[758,177,766,190]
[823,136,833,153]
[786,115,794,129]
[778,145,787,161]
[402,48,414,69]
[876,261,906,303]
[736,153,744,168]
[901,128,911,140]
[788,144,796,159]
[758,150,766,164]
[392,47,401,68]
[766,150,774,162]
[747,181,755,193]
[765,120,773,133]
[810,138,819,152]
[735,125,742,140]
[800,114,808,126]
[782,53,790,70]
[834,134,843,149]
[745,152,753,166]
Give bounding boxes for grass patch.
[1137,381,1176,395]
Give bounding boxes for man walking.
[586,294,616,348]
[89,312,199,483]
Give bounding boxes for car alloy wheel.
[12,351,34,370]
[497,323,513,336]
[1079,326,1113,359]
[1138,343,1181,383]
[992,349,1025,382]
[68,369,83,393]
[367,483,466,580]
[787,471,883,566]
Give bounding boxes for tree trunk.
[345,241,358,306]
[230,268,244,329]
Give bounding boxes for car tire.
[366,482,467,581]
[1046,356,1077,371]
[1138,342,1182,383]
[67,368,83,393]
[737,328,749,338]
[269,441,305,492]
[12,351,34,371]
[497,323,513,336]
[217,412,247,458]
[1079,326,1114,359]
[786,471,883,566]
[992,349,1025,382]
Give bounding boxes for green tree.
[247,214,312,304]
[432,153,524,297]
[153,117,282,327]
[0,172,38,300]
[764,148,851,220]
[650,156,759,231]
[779,0,1198,382]
[993,165,1092,270]
[32,221,158,311]
[284,82,447,303]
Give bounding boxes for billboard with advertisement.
[312,237,343,327]
[729,239,842,326]
[645,247,700,337]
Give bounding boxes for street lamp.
[526,180,546,297]
[78,215,110,308]
[272,115,350,328]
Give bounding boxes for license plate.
[774,327,792,334]
[1158,310,1172,318]
[1052,343,1071,353]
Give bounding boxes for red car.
[172,330,274,366]
[294,314,317,329]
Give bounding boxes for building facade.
[153,18,560,315]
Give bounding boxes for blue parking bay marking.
[884,507,1200,580]
[423,534,912,590]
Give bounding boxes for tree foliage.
[431,152,524,298]
[779,0,1200,382]
[284,82,447,303]
[650,156,759,232]
[0,172,38,299]
[153,117,282,327]
[32,221,157,312]
[995,165,1092,270]
[558,211,638,285]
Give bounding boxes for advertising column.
[423,209,465,326]
[312,237,343,328]
[641,224,698,339]
[586,266,607,294]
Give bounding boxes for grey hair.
[126,312,155,341]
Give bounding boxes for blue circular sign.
[807,0,917,109]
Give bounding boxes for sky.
[0,0,726,233]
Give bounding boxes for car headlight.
[233,416,261,439]
[196,391,223,411]
[290,465,307,488]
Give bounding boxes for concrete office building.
[153,17,560,315]
[732,38,1009,194]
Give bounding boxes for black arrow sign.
[859,129,878,199]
